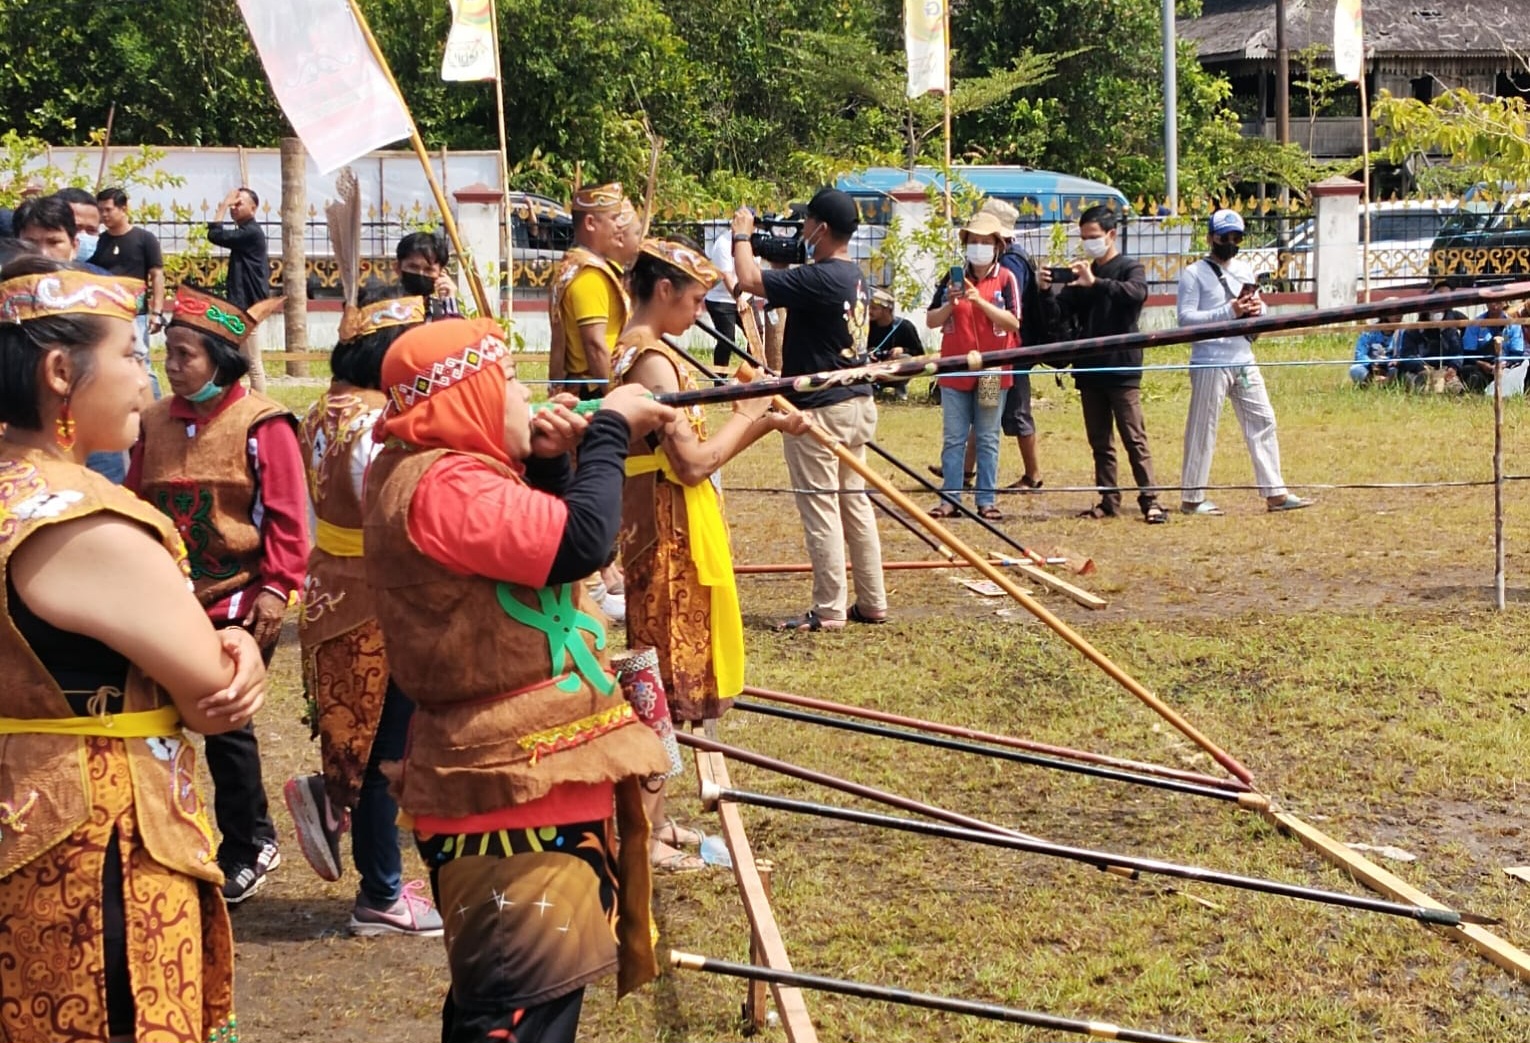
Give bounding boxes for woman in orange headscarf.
[361,317,675,1042]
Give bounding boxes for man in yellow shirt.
[549,182,631,399]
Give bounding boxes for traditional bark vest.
[299,387,386,647]
[0,450,221,883]
[136,390,294,607]
[363,446,669,818]
[614,334,708,560]
[550,246,630,380]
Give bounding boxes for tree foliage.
[1374,88,1530,191]
[0,0,1332,207]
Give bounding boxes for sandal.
[773,609,845,632]
[978,506,1003,521]
[1144,505,1168,525]
[928,503,960,519]
[848,604,887,625]
[652,849,707,874]
[654,819,705,848]
[1180,501,1224,516]
[1006,475,1044,491]
[1076,505,1115,520]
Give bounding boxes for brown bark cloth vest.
[0,449,221,884]
[298,387,387,647]
[363,446,668,819]
[135,390,294,607]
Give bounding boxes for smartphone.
[949,265,965,290]
[1048,266,1076,285]
[1239,282,1258,299]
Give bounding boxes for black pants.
[705,300,739,367]
[440,988,584,1043]
[207,721,277,868]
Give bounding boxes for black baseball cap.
[806,187,859,236]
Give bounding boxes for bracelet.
[732,233,751,243]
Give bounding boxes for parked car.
[1428,191,1530,287]
[1246,200,1457,291]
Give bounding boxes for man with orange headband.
[362,317,676,1041]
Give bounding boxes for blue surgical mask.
[75,232,99,262]
[803,225,823,262]
[184,379,225,404]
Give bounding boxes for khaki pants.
[780,395,886,622]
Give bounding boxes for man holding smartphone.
[1176,208,1311,515]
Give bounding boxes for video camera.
[749,211,808,266]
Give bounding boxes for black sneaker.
[222,841,281,905]
[283,773,346,882]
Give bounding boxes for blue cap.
[1209,209,1245,235]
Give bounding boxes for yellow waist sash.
[0,705,181,738]
[624,448,744,698]
[316,518,365,557]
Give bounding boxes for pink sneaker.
[348,880,444,937]
[282,773,348,882]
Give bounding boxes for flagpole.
[941,0,952,225]
[1359,59,1372,302]
[489,0,512,323]
[343,0,492,317]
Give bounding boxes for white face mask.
[75,232,99,262]
[1081,236,1110,260]
[965,242,995,268]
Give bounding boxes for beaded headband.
[338,296,427,342]
[167,285,254,347]
[639,238,720,290]
[384,331,510,416]
[571,182,625,213]
[0,271,144,324]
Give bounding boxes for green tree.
[1374,88,1530,191]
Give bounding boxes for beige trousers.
[780,395,886,622]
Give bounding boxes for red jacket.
[934,263,1021,391]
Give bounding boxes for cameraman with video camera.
[731,188,887,632]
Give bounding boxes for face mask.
[1210,240,1239,262]
[75,233,99,262]
[400,271,436,297]
[803,225,824,262]
[184,379,225,404]
[965,243,995,267]
[1081,236,1110,260]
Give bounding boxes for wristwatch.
[732,233,751,243]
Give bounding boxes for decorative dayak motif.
[170,285,252,345]
[493,583,615,696]
[0,790,37,843]
[155,480,238,581]
[0,271,144,324]
[0,460,47,546]
[385,333,509,414]
[517,702,637,765]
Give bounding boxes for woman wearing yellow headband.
[0,256,265,1043]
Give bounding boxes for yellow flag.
[904,0,948,98]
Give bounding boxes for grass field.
[233,332,1530,1041]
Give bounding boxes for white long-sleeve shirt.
[1177,256,1257,366]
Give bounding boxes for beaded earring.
[55,396,76,451]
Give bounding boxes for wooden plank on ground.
[1012,562,1107,610]
[696,750,818,1042]
[1266,808,1530,982]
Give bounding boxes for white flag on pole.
[235,0,412,174]
[904,0,948,98]
[1333,0,1365,83]
[442,0,497,82]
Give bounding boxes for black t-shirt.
[866,316,925,361]
[90,226,163,280]
[207,219,272,310]
[762,258,871,409]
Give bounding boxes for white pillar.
[1311,175,1363,309]
[451,183,505,318]
[888,181,945,334]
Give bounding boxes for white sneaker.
[599,589,627,623]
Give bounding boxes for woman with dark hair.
[127,284,309,905]
[614,239,804,871]
[0,256,266,1042]
[282,291,443,937]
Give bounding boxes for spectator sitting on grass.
[1349,312,1399,386]
[1458,300,1526,394]
[1393,285,1464,391]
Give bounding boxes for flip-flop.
[1180,501,1224,516]
[1268,495,1314,513]
[652,850,707,874]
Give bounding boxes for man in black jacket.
[1038,205,1164,523]
[208,187,272,310]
